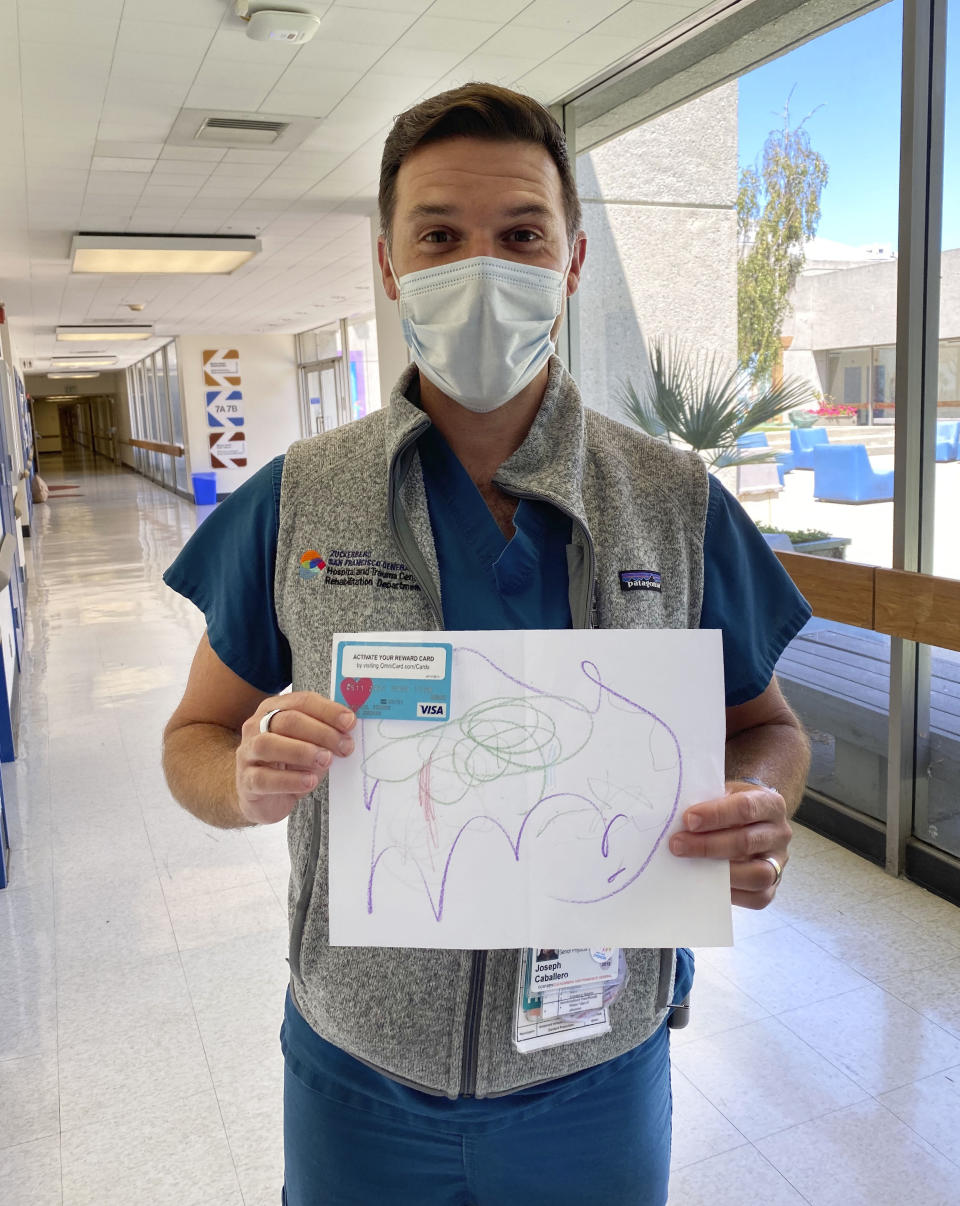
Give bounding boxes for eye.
[508,229,540,243]
[423,230,453,243]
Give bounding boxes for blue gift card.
[333,640,453,722]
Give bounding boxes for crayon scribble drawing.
[328,630,732,949]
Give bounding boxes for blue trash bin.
[192,471,217,505]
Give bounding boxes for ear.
[565,232,587,298]
[378,237,399,302]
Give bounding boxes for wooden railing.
[775,551,960,653]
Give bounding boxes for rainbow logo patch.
[299,549,326,580]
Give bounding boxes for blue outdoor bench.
[813,443,894,503]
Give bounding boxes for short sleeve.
[163,456,292,693]
[701,475,812,707]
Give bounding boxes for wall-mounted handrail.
[122,438,185,458]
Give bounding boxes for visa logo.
[417,702,447,719]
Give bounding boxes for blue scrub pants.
[280,982,678,1206]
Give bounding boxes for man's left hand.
[668,780,791,910]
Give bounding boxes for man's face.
[379,137,584,303]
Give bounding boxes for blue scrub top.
[164,432,810,706]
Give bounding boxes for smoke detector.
[236,3,321,43]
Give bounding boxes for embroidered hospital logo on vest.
[306,548,422,591]
[298,550,326,580]
[619,569,662,593]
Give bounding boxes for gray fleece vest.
[275,357,709,1097]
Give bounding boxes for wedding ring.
[259,708,284,735]
[763,855,784,888]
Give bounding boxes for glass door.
[303,358,347,435]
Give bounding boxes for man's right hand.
[237,693,356,825]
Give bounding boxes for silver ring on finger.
[762,855,784,888]
[259,707,284,735]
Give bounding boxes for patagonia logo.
[298,550,326,580]
[619,569,661,593]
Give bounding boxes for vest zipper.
[388,431,444,626]
[492,485,597,629]
[459,950,487,1096]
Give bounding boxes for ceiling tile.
[250,180,312,200]
[95,141,166,159]
[312,6,417,46]
[292,38,386,74]
[263,65,364,102]
[110,52,205,87]
[427,0,528,16]
[396,15,504,53]
[374,46,470,78]
[222,148,291,164]
[85,172,149,197]
[592,1,685,40]
[159,145,227,163]
[509,0,631,33]
[335,0,432,11]
[512,61,595,102]
[209,161,274,180]
[18,7,120,47]
[259,92,348,120]
[97,121,178,143]
[120,0,227,29]
[492,30,586,67]
[151,160,215,180]
[202,26,306,65]
[91,157,156,174]
[114,20,216,59]
[186,83,278,111]
[105,77,193,110]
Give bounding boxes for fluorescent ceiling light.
[71,234,261,274]
[56,325,153,341]
[50,356,117,367]
[47,372,100,379]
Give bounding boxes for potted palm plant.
[617,336,817,472]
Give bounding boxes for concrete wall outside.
[177,334,301,496]
[575,82,739,421]
[785,248,960,356]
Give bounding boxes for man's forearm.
[725,721,811,815]
[162,722,254,829]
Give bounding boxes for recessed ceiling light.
[71,234,261,275]
[56,325,153,341]
[48,371,100,379]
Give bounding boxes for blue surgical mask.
[389,254,570,413]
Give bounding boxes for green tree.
[617,336,816,468]
[738,102,828,383]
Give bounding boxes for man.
[163,83,810,1206]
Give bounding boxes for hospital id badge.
[513,948,619,1054]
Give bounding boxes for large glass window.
[346,313,382,419]
[576,2,903,829]
[124,342,187,494]
[922,0,959,861]
[165,342,188,494]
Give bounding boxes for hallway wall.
[177,335,301,495]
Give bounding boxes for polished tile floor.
[2,450,960,1205]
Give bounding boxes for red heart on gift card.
[340,677,373,711]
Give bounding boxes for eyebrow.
[406,202,554,222]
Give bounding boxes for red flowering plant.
[810,392,857,419]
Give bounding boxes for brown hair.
[379,82,582,249]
